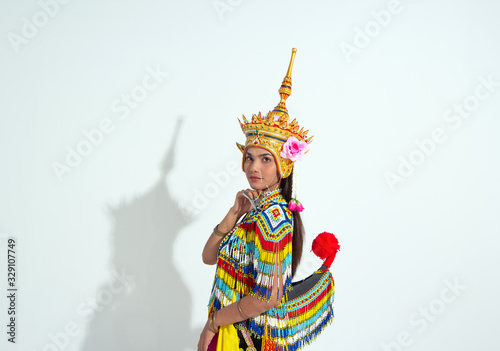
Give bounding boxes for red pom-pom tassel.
[311,232,340,268]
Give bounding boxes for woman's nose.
[250,160,261,173]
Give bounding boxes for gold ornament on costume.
[236,48,313,179]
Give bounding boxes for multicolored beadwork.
[207,188,336,351]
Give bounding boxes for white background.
[1,0,499,350]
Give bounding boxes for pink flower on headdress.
[288,199,304,212]
[280,136,309,162]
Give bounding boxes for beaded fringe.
[208,218,293,314]
[241,270,335,351]
[208,198,336,350]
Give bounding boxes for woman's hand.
[203,189,260,264]
[230,189,262,216]
[197,320,216,351]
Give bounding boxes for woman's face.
[243,147,281,191]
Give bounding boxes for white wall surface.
[1,0,499,350]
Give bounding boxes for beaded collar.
[249,188,286,213]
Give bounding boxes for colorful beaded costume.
[207,189,337,351]
[207,48,340,351]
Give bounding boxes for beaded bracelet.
[213,224,228,238]
[237,299,250,320]
[208,311,219,333]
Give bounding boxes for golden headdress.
[236,48,313,179]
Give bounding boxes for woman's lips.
[249,177,261,181]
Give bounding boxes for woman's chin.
[247,179,266,189]
[249,185,264,191]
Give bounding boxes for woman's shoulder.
[245,202,292,244]
[242,197,292,225]
[260,202,293,224]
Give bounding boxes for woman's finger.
[243,189,260,199]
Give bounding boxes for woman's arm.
[201,189,260,265]
[197,259,282,351]
[215,257,283,324]
[201,208,242,265]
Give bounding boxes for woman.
[198,49,338,351]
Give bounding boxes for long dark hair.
[280,168,304,278]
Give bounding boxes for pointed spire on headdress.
[270,48,297,121]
